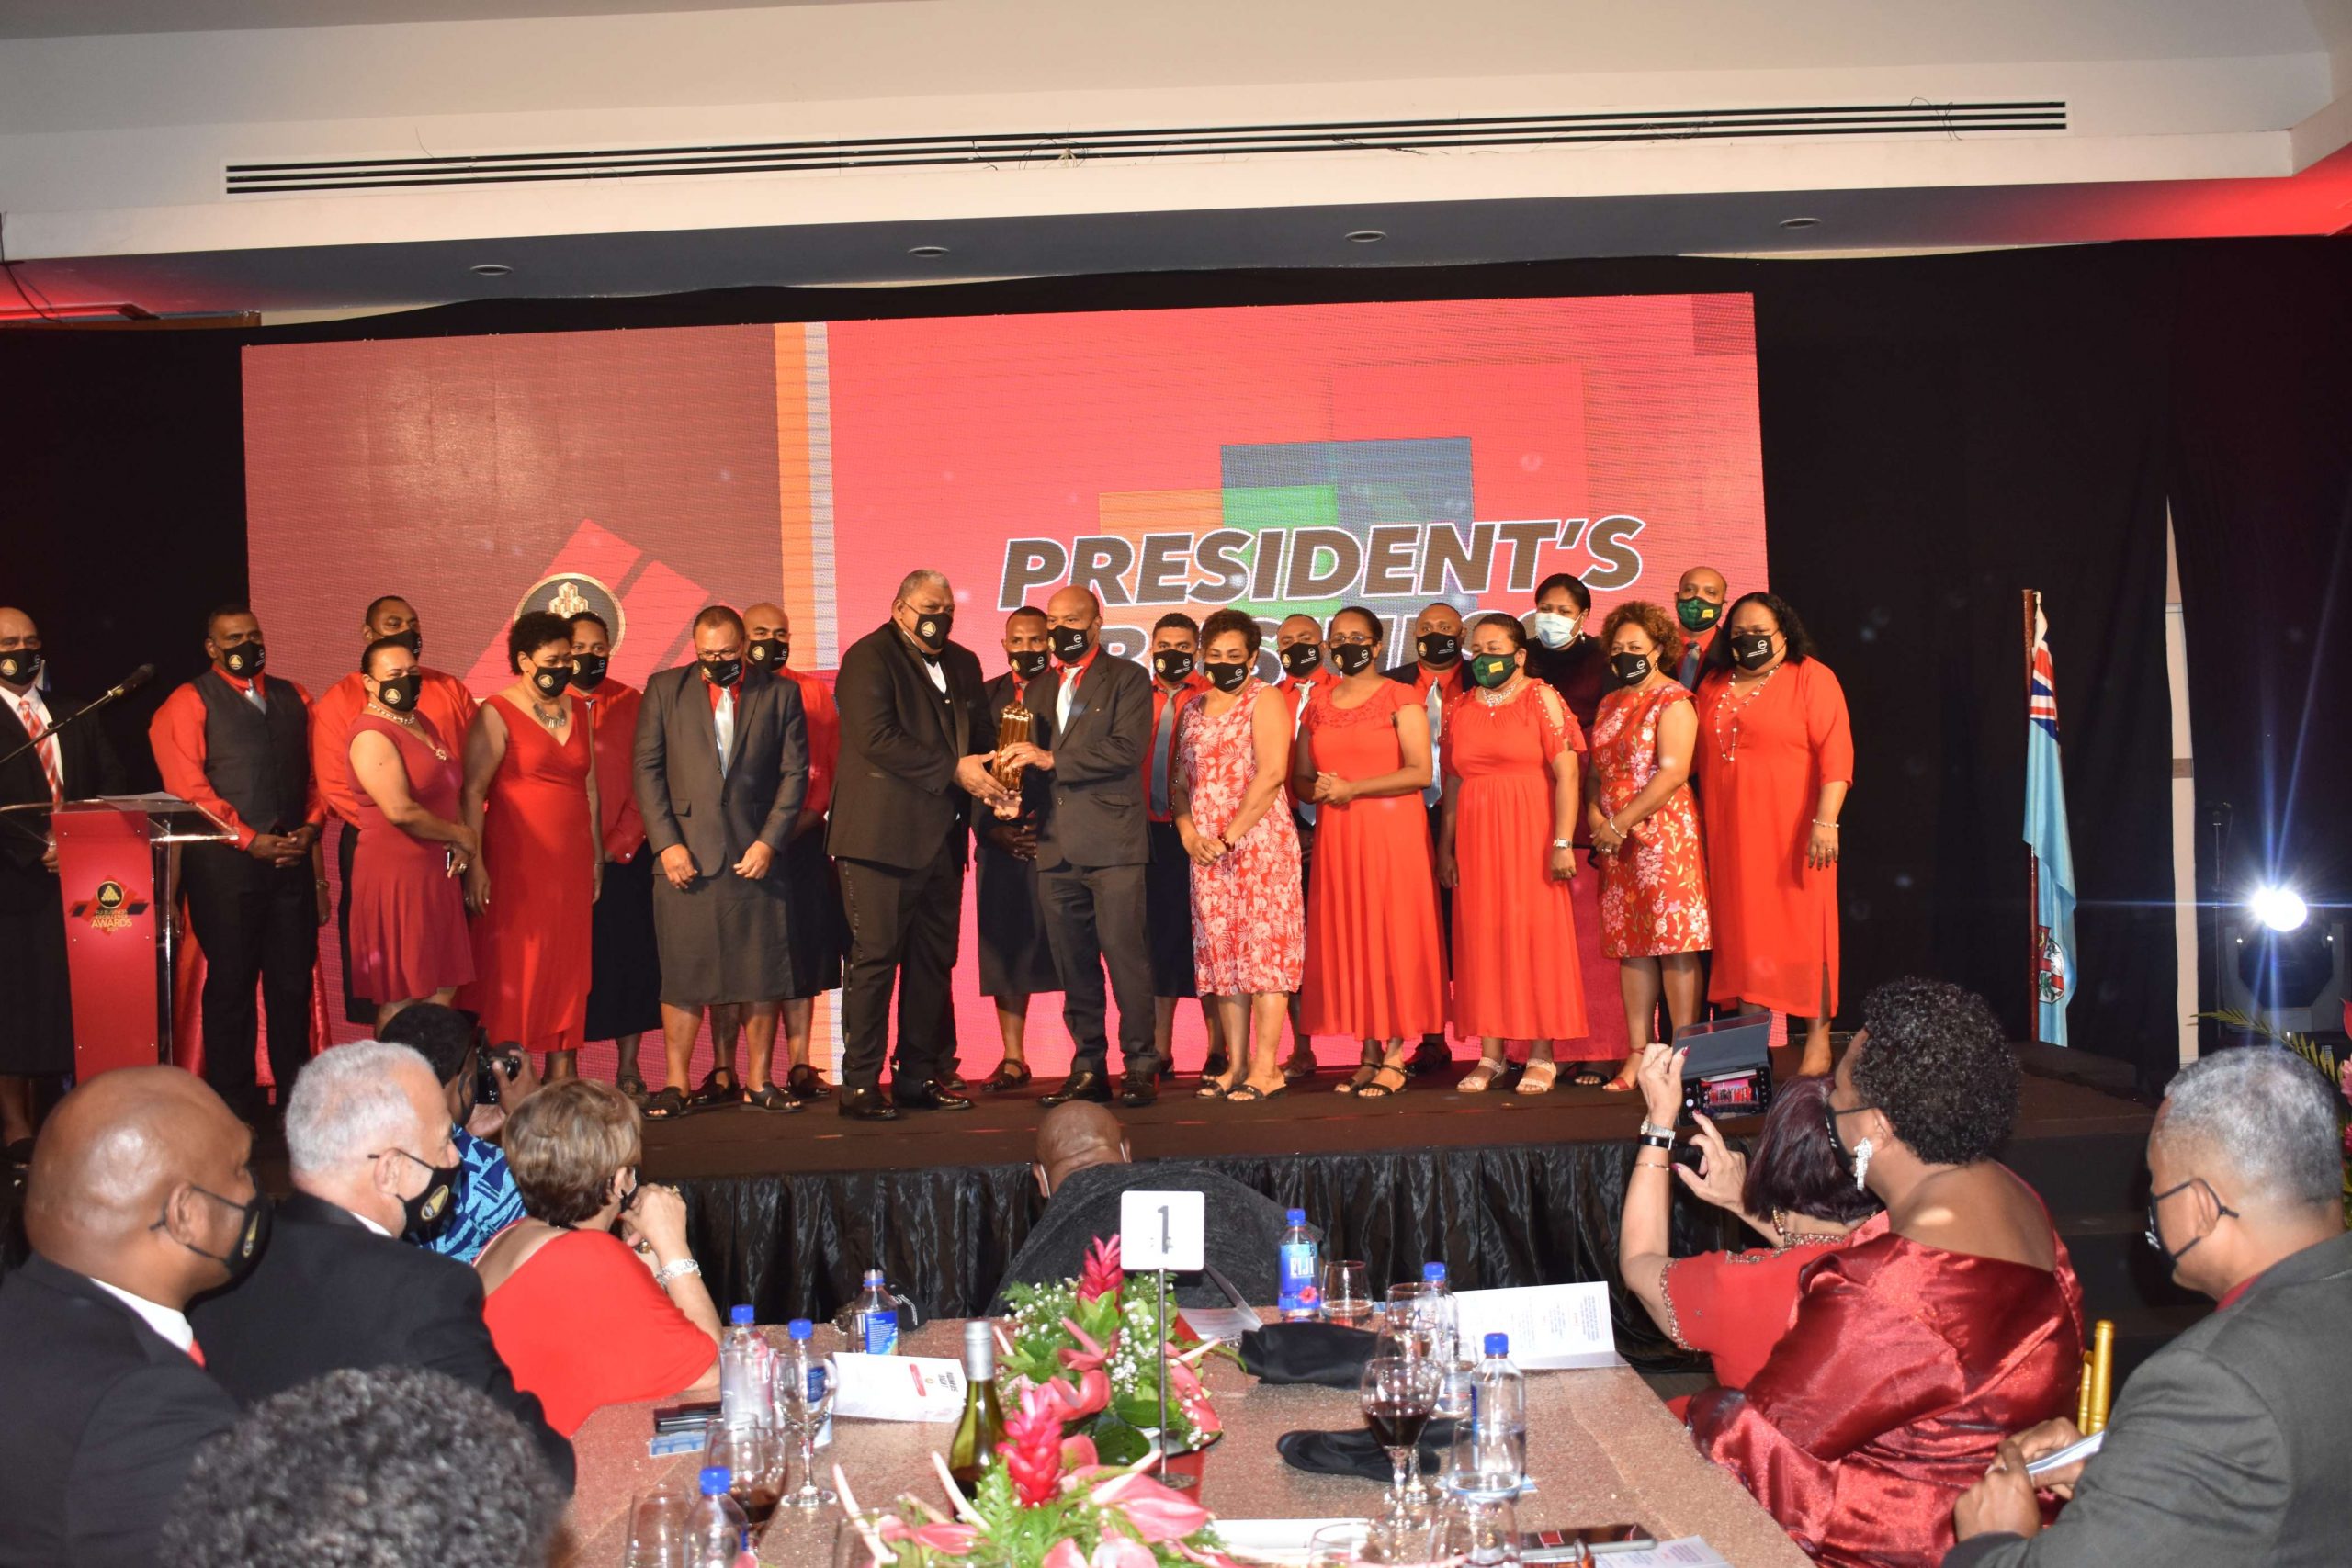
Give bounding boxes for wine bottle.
[947,1320,1006,1490]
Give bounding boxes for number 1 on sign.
[1120,1190,1205,1272]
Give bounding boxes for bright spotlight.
[2249,886,2309,933]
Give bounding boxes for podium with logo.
[41,795,233,1079]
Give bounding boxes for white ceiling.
[0,1,877,39]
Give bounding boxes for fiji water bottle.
[1278,1210,1320,1321]
[853,1269,901,1353]
[718,1305,771,1424]
[1468,1333,1527,1489]
[1422,1263,1472,1418]
[687,1465,754,1568]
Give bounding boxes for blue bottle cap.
[1485,1333,1509,1357]
[1423,1262,1448,1283]
[729,1304,755,1325]
[1286,1208,1306,1224]
[700,1465,732,1496]
[864,1269,888,1285]
[788,1318,815,1340]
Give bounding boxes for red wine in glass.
[1364,1398,1433,1449]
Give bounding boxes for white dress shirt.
[87,1276,195,1353]
[9,685,62,795]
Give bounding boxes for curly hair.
[158,1366,564,1568]
[1600,600,1685,671]
[506,610,574,675]
[1701,590,1817,673]
[1199,607,1261,655]
[1851,977,2019,1168]
[1743,1074,1881,1225]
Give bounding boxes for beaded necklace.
[366,700,448,761]
[1710,660,1780,763]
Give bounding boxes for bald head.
[0,606,39,692]
[744,603,787,639]
[1034,1101,1129,1196]
[0,606,34,643]
[28,1066,255,1305]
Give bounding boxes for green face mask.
[1468,652,1516,689]
[1677,597,1721,633]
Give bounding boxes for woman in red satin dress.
[345,637,478,1029]
[1689,978,2083,1568]
[1295,606,1445,1097]
[1691,592,1852,1077]
[459,613,599,1073]
[1435,613,1588,1093]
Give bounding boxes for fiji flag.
[2025,594,2078,1045]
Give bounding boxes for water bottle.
[852,1269,900,1354]
[687,1464,754,1568]
[1421,1263,1471,1417]
[718,1305,772,1425]
[1468,1333,1526,1490]
[1277,1210,1320,1322]
[780,1316,835,1453]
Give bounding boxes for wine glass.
[1441,1493,1519,1567]
[1321,1260,1373,1326]
[623,1484,689,1567]
[775,1348,838,1511]
[1361,1354,1441,1515]
[1377,1284,1432,1361]
[704,1418,787,1532]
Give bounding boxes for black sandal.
[1570,1066,1608,1088]
[1225,1084,1266,1101]
[982,1061,1032,1091]
[1354,1064,1410,1100]
[744,1083,803,1113]
[615,1072,649,1105]
[786,1064,833,1100]
[1335,1045,1384,1096]
[1197,1078,1233,1100]
[644,1086,692,1122]
[693,1066,740,1107]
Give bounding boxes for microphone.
[0,663,160,775]
[107,663,155,701]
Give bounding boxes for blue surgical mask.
[1532,612,1579,650]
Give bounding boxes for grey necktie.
[1149,692,1180,818]
[1423,680,1444,807]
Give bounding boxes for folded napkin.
[1276,1419,1459,1483]
[1237,1323,1379,1387]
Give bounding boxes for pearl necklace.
[1711,661,1780,763]
[366,701,448,761]
[1473,674,1526,708]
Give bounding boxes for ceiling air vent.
[225,99,2065,196]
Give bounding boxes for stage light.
[908,244,950,258]
[469,263,513,277]
[1345,230,1386,243]
[1780,216,1822,230]
[2250,886,2310,932]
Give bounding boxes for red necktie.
[19,697,60,803]
[187,1337,206,1368]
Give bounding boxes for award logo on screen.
[73,878,139,933]
[514,573,625,649]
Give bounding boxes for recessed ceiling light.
[908,244,950,258]
[1345,229,1386,243]
[469,262,513,276]
[1778,217,1822,231]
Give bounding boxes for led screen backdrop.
[244,295,1767,1072]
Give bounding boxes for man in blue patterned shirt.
[378,1004,528,1264]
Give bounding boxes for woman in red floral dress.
[1585,601,1711,1092]
[1174,610,1305,1101]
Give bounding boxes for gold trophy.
[993,701,1035,794]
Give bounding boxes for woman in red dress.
[476,1080,720,1437]
[459,613,599,1075]
[1176,609,1305,1101]
[1618,1067,1875,1410]
[345,637,477,1028]
[1690,978,2083,1568]
[1586,601,1712,1092]
[1295,606,1444,1098]
[1691,592,1852,1077]
[1435,613,1588,1094]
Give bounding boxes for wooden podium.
[36,795,232,1079]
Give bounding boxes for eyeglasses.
[2145,1177,2238,1257]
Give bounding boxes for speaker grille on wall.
[224,100,2068,196]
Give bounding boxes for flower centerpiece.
[835,1385,1242,1568]
[999,1237,1227,1466]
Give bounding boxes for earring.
[1851,1137,1874,1191]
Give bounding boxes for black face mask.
[373,672,421,712]
[1204,660,1250,693]
[570,652,609,690]
[701,657,743,689]
[1049,625,1091,664]
[910,610,953,654]
[1329,642,1377,677]
[1280,643,1322,678]
[0,649,42,686]
[391,628,424,659]
[220,642,266,678]
[1153,650,1195,683]
[1417,632,1461,667]
[1729,632,1777,671]
[159,1184,273,1285]
[2145,1178,2237,1268]
[746,637,787,670]
[380,1146,462,1244]
[1008,649,1050,680]
[1609,652,1652,685]
[528,664,572,699]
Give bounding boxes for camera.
[1672,1014,1775,1123]
[474,1038,524,1108]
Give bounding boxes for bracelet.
[1551,838,1572,850]
[1637,1120,1678,1140]
[1606,815,1624,835]
[1634,1156,1673,1172]
[1637,1133,1676,1151]
[1814,819,1838,829]
[652,1258,702,1288]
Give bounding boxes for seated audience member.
[1690,978,2082,1568]
[1618,1063,1877,1400]
[188,1040,575,1490]
[159,1366,565,1568]
[475,1079,720,1435]
[0,1068,250,1568]
[989,1101,1291,1310]
[376,1002,531,1265]
[1948,1045,2352,1567]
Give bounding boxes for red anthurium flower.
[1089,1471,1213,1543]
[1057,1318,1115,1374]
[1046,1365,1113,1421]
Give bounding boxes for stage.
[642,1043,2205,1378]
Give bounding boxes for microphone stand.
[0,667,154,845]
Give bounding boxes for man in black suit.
[0,606,127,1162]
[828,570,1009,1122]
[1001,587,1159,1109]
[188,1039,574,1489]
[1948,1046,2351,1567]
[0,1066,252,1568]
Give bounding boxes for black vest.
[194,670,310,835]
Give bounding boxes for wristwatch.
[1551,837,1572,850]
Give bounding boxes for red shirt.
[578,682,647,862]
[776,664,840,822]
[1143,671,1208,822]
[311,668,478,826]
[481,1229,717,1437]
[149,671,324,850]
